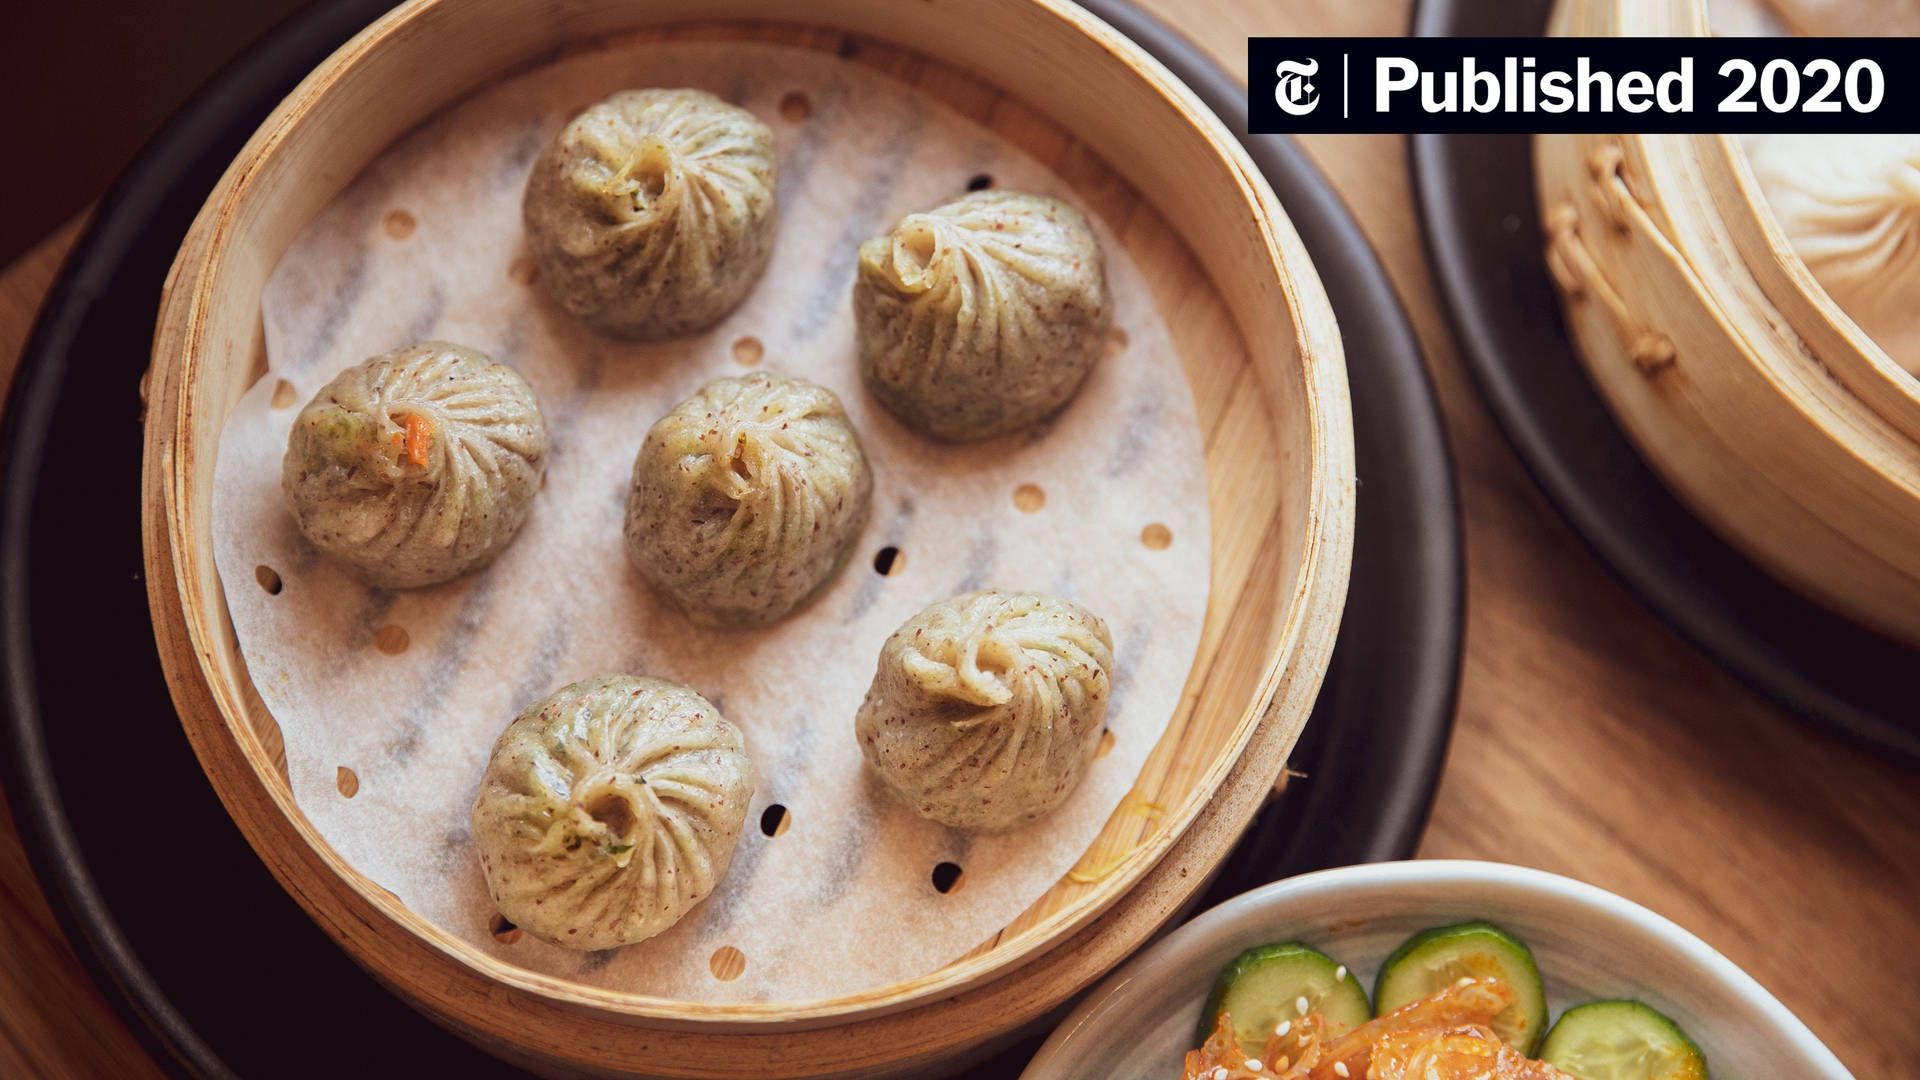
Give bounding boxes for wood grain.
[0,0,1915,1077]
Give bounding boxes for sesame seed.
[1295,996,1310,1017]
[1245,1060,1263,1072]
[1334,965,1347,981]
[1274,1020,1292,1037]
[1210,1068,1228,1080]
[1456,976,1474,988]
[1335,1063,1351,1078]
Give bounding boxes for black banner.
[1249,37,1912,133]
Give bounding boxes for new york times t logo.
[1274,58,1321,115]
[1251,37,1907,134]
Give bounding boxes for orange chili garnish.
[403,413,433,467]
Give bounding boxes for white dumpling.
[523,88,778,341]
[471,675,754,950]
[1745,133,1920,375]
[1704,0,1790,35]
[1760,0,1920,36]
[281,341,548,588]
[855,591,1114,833]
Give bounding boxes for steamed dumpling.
[1762,0,1920,36]
[624,372,872,627]
[1746,133,1920,375]
[1704,0,1789,35]
[853,190,1112,441]
[281,341,548,588]
[523,88,778,340]
[471,674,753,950]
[856,590,1114,832]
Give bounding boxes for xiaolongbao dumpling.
[1746,133,1920,375]
[282,341,548,588]
[856,590,1114,832]
[523,88,778,340]
[471,674,754,950]
[624,372,872,627]
[1761,0,1920,36]
[1704,0,1789,35]
[853,190,1112,441]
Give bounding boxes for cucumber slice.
[1373,921,1549,1054]
[1540,1001,1709,1080]
[1198,942,1372,1051]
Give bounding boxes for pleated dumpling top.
[281,341,549,588]
[1747,133,1920,376]
[523,88,779,341]
[623,372,872,627]
[856,590,1114,833]
[471,674,754,950]
[853,190,1112,441]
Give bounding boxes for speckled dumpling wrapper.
[523,88,778,341]
[216,39,1211,1004]
[853,190,1111,441]
[624,372,872,627]
[857,591,1114,833]
[472,674,754,950]
[281,341,548,588]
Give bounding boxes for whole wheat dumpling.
[856,590,1114,832]
[471,674,753,950]
[281,341,548,588]
[624,372,872,627]
[853,190,1112,441]
[523,88,778,340]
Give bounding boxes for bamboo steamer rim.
[144,0,1354,1046]
[1617,0,1920,447]
[1542,0,1920,648]
[1678,0,1920,444]
[1709,145,1920,447]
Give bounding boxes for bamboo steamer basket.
[1539,0,1920,647]
[140,1,1357,1076]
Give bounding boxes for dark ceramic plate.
[1408,0,1920,766]
[0,2,1461,1076]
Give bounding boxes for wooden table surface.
[1,2,1914,1077]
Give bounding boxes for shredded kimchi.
[1180,978,1575,1080]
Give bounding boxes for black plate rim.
[0,2,399,1077]
[1407,0,1920,766]
[0,1,1462,1076]
[1100,2,1463,876]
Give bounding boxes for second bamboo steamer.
[1539,0,1920,647]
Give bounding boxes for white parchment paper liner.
[211,40,1211,1003]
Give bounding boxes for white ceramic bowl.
[1022,860,1852,1079]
